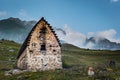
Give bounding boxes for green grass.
[0,40,120,80]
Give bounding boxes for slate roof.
[17,17,61,59]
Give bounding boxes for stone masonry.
[17,17,62,72]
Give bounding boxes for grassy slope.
[0,40,20,70]
[62,44,120,66]
[0,40,120,80]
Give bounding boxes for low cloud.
[18,9,27,16]
[91,29,120,43]
[18,9,33,20]
[85,41,95,49]
[0,11,7,17]
[96,29,116,39]
[110,0,119,2]
[56,25,120,48]
[56,25,87,47]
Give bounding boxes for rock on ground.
[4,69,27,76]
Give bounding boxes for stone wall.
[17,48,27,69]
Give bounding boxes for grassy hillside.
[0,40,120,80]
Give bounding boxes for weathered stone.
[17,17,62,72]
[4,71,12,76]
[9,49,14,52]
[12,69,22,74]
[4,69,27,76]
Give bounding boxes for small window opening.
[49,45,52,47]
[40,27,46,34]
[29,50,33,57]
[40,43,46,51]
[29,50,33,53]
[44,64,47,66]
[53,50,56,52]
[32,43,36,47]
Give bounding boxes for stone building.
[17,17,62,72]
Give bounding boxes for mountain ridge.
[0,17,120,50]
[0,17,37,42]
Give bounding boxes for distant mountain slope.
[0,17,37,42]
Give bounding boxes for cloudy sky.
[0,0,120,46]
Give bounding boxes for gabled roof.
[17,17,61,59]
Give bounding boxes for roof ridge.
[17,17,61,59]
